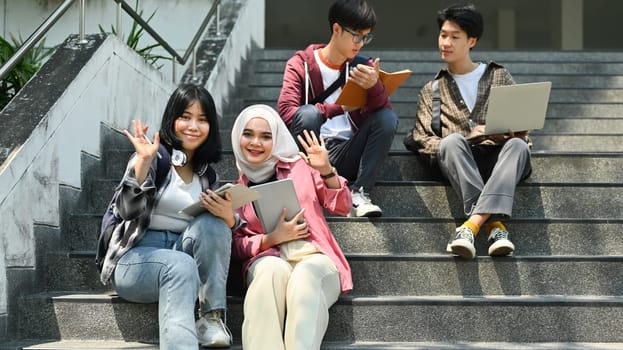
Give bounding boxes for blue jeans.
[289,104,398,191]
[113,213,232,350]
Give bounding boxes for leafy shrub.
[0,35,54,109]
[99,0,170,69]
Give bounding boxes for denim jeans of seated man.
[290,104,398,191]
[113,212,232,350]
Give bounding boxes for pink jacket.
[277,43,391,129]
[232,159,353,294]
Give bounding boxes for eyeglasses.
[339,23,373,45]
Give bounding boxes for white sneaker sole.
[488,239,515,256]
[450,239,476,259]
[199,339,231,348]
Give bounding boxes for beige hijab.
[231,104,300,183]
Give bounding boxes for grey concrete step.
[235,99,623,119]
[64,215,623,256]
[347,255,623,296]
[257,49,623,63]
[84,179,623,219]
[252,60,623,75]
[331,219,623,256]
[395,117,623,135]
[8,341,623,350]
[16,293,623,343]
[101,148,623,185]
[248,71,623,89]
[240,85,623,104]
[6,341,623,350]
[45,252,623,297]
[391,134,623,153]
[367,183,622,219]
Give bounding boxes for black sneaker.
[449,226,476,259]
[487,227,515,256]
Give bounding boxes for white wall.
[206,0,264,116]
[0,33,174,322]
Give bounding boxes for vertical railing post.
[78,0,88,44]
[192,47,197,80]
[116,1,123,38]
[216,3,221,36]
[172,56,177,83]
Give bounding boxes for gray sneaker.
[196,310,232,348]
[350,187,382,217]
[450,226,476,259]
[487,227,515,256]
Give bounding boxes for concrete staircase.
[5,49,623,349]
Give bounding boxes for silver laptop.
[483,81,552,135]
[250,178,302,233]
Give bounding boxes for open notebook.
[250,179,302,233]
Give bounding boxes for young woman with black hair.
[100,84,236,349]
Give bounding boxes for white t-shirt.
[314,49,353,141]
[451,62,486,112]
[149,166,202,233]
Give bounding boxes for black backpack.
[95,145,171,272]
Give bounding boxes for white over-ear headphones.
[171,149,187,167]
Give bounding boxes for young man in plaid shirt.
[406,3,532,259]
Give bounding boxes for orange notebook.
[335,69,412,107]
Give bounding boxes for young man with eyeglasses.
[278,0,398,217]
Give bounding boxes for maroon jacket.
[277,43,392,130]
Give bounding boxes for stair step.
[16,293,623,343]
[61,215,623,256]
[101,150,623,185]
[248,71,623,89]
[257,49,623,63]
[251,60,623,75]
[83,179,623,219]
[347,255,623,296]
[240,85,623,103]
[8,341,623,350]
[45,250,623,295]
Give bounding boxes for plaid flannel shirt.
[413,61,515,162]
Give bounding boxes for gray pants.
[438,133,532,218]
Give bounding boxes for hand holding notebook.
[180,183,260,217]
[250,179,302,233]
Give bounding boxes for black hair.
[159,84,222,172]
[328,0,377,32]
[437,3,484,40]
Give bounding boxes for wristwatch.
[320,166,337,179]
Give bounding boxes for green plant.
[0,34,54,109]
[99,0,170,70]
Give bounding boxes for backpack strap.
[310,55,369,105]
[431,79,441,137]
[154,144,171,188]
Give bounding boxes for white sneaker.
[196,310,232,348]
[487,227,515,256]
[351,187,382,217]
[450,226,476,259]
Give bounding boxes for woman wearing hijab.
[230,104,353,350]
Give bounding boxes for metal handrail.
[0,0,79,82]
[0,0,221,83]
[113,0,222,81]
